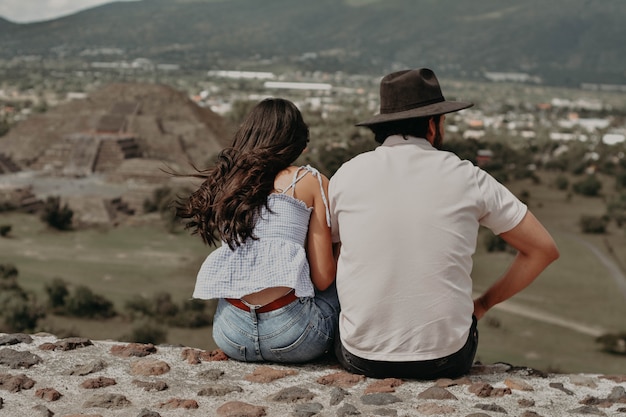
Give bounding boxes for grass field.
[1,170,625,372]
[473,171,626,373]
[0,212,219,350]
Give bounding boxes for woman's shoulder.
[298,165,329,181]
[296,166,329,192]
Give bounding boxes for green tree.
[124,293,215,328]
[64,285,116,319]
[41,196,73,230]
[596,332,626,355]
[616,171,626,190]
[153,292,179,317]
[124,294,153,318]
[0,263,18,278]
[45,278,70,311]
[554,175,569,191]
[0,264,45,332]
[0,263,20,292]
[143,186,173,213]
[227,100,258,125]
[1,296,45,332]
[168,298,214,328]
[0,225,11,237]
[606,192,626,227]
[572,175,602,197]
[144,186,186,232]
[579,215,608,234]
[122,320,167,345]
[0,117,10,137]
[441,138,480,163]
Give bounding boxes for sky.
[0,0,139,23]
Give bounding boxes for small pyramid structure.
[0,82,232,174]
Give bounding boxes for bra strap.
[282,165,331,227]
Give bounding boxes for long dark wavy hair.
[176,98,309,249]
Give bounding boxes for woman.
[177,98,338,363]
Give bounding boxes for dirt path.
[567,233,626,300]
[490,300,606,337]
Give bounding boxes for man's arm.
[473,210,559,320]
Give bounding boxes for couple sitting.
[177,68,559,380]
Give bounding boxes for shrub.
[153,292,180,317]
[554,175,569,191]
[123,293,215,328]
[64,285,116,319]
[124,294,153,318]
[0,201,17,212]
[616,171,626,190]
[1,295,46,332]
[572,175,602,197]
[143,186,173,214]
[122,320,167,345]
[41,196,73,230]
[606,192,626,227]
[579,215,608,234]
[0,224,11,237]
[596,332,626,355]
[0,263,20,291]
[167,299,214,328]
[45,278,70,311]
[0,263,18,279]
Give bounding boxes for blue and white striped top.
[192,165,330,300]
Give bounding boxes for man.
[329,68,559,379]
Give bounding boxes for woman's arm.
[473,210,560,319]
[299,173,337,290]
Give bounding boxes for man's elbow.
[543,242,560,264]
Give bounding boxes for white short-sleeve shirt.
[329,135,527,361]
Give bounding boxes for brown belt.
[225,290,298,313]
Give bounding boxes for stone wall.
[1,333,625,417]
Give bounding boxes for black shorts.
[334,316,479,380]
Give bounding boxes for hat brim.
[356,100,473,127]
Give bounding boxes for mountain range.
[1,0,625,87]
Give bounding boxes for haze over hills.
[0,0,624,86]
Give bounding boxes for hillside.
[0,0,625,86]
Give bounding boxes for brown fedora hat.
[356,68,473,126]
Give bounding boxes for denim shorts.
[212,283,339,363]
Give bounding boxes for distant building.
[549,132,588,142]
[551,98,603,111]
[603,133,626,145]
[264,81,332,91]
[558,115,610,132]
[463,130,485,140]
[66,92,88,100]
[484,71,541,83]
[207,70,275,80]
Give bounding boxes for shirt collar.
[381,135,434,150]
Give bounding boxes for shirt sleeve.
[475,167,528,235]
